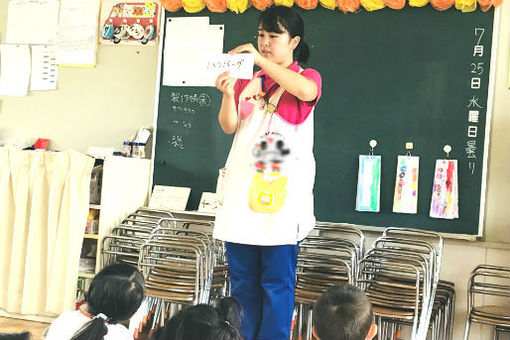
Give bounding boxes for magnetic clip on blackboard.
[405,142,413,156]
[369,139,377,156]
[443,145,452,158]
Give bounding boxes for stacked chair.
[357,227,450,340]
[463,264,510,340]
[100,208,229,336]
[292,223,365,340]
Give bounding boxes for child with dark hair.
[0,332,30,340]
[46,263,145,340]
[313,284,377,340]
[153,297,243,340]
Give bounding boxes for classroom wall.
[0,3,508,339]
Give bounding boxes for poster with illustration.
[430,159,459,219]
[356,155,381,212]
[99,0,160,45]
[393,156,419,214]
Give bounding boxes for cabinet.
[77,156,151,299]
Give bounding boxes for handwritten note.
[205,54,254,80]
[149,185,191,210]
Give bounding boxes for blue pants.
[225,242,299,340]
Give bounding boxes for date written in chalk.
[205,54,254,79]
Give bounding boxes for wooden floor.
[0,317,49,340]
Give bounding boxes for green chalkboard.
[153,6,494,236]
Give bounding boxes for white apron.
[214,71,316,246]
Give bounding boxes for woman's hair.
[0,332,30,340]
[70,263,145,340]
[259,6,310,63]
[153,297,243,340]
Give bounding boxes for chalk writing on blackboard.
[464,27,487,175]
[171,120,193,129]
[170,92,211,107]
[169,135,184,150]
[171,106,195,114]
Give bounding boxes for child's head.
[70,263,145,340]
[86,263,145,322]
[0,332,30,340]
[313,284,377,340]
[258,6,309,64]
[154,297,243,340]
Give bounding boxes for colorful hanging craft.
[182,0,206,12]
[455,0,477,11]
[409,0,429,7]
[337,0,361,13]
[296,0,319,9]
[227,0,251,12]
[429,159,459,219]
[383,0,405,9]
[204,0,228,12]
[430,0,454,10]
[274,0,295,6]
[356,155,381,213]
[161,0,183,11]
[476,0,491,10]
[319,0,337,9]
[393,155,420,214]
[360,0,385,11]
[251,0,274,10]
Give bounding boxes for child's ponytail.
[295,40,310,64]
[70,314,108,340]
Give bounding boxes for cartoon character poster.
[356,155,381,212]
[393,156,419,214]
[99,1,160,45]
[430,159,459,219]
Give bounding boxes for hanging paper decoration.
[204,0,228,12]
[476,0,491,10]
[227,0,251,12]
[430,0,454,10]
[274,0,295,6]
[356,155,381,213]
[319,0,337,9]
[360,0,385,11]
[429,159,459,219]
[383,0,405,9]
[296,0,319,9]
[393,155,419,214]
[409,0,429,6]
[455,0,477,11]
[251,0,274,10]
[337,0,361,12]
[182,0,206,12]
[161,0,183,11]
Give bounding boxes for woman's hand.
[215,71,235,97]
[229,43,262,66]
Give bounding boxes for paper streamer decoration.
[430,159,459,219]
[393,156,420,214]
[356,155,381,212]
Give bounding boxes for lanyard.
[260,75,280,103]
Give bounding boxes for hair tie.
[95,313,110,323]
[224,320,231,327]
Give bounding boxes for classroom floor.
[0,317,49,340]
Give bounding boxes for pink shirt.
[234,61,322,126]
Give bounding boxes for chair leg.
[463,317,471,340]
[493,326,498,340]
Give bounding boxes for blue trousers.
[225,242,299,340]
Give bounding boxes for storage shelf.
[83,233,98,239]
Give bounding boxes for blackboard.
[153,6,495,236]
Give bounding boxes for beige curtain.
[0,148,93,315]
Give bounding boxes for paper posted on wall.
[355,155,381,212]
[149,185,191,211]
[393,155,420,214]
[430,159,459,219]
